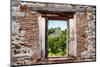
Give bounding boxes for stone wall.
[11,0,41,65]
[75,12,87,56]
[11,0,96,66]
[80,6,96,58]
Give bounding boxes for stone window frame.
[38,12,77,60]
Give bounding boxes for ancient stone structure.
[11,0,96,66]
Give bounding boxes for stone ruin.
[11,0,96,66]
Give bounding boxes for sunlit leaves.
[48,27,67,56]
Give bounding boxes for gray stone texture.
[11,0,96,65]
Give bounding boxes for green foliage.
[48,27,68,56]
[48,28,55,34]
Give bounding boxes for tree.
[48,28,55,34]
[48,27,67,56]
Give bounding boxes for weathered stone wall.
[69,18,77,56]
[75,12,87,56]
[73,6,96,59]
[80,6,96,58]
[11,0,41,65]
[11,0,96,65]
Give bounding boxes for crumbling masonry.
[11,0,96,66]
